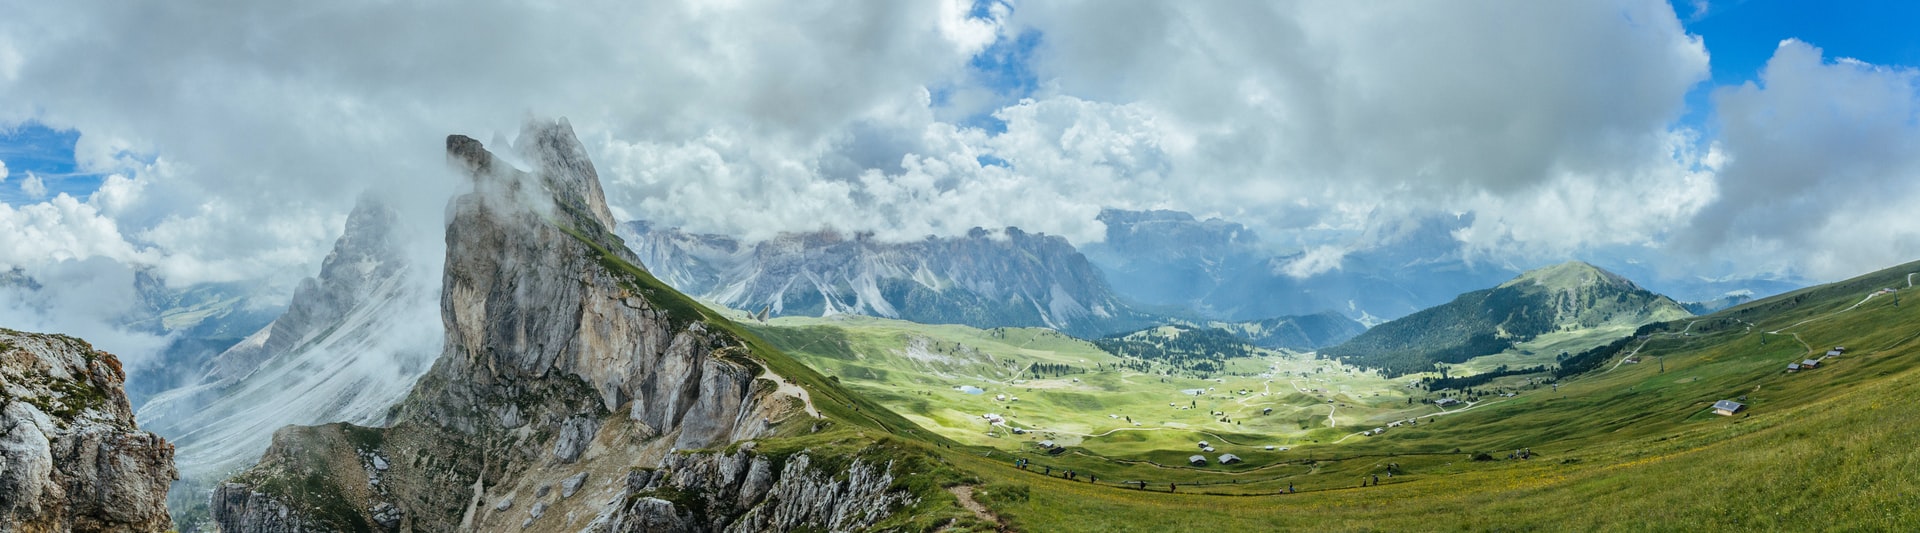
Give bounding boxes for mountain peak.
[1501,261,1637,292]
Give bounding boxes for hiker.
[1170,482,1177,493]
[1044,466,1051,475]
[1373,474,1379,485]
[1090,474,1096,484]
[1288,483,1295,493]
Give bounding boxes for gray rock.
[212,484,312,533]
[585,449,913,533]
[495,496,513,511]
[553,417,600,463]
[0,329,176,532]
[561,472,589,498]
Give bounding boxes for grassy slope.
[1324,262,1691,376]
[754,260,1920,530]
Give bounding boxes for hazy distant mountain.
[1079,208,1263,308]
[1322,261,1691,376]
[618,222,1157,337]
[1681,291,1756,315]
[1084,209,1517,324]
[121,272,281,406]
[0,265,282,407]
[138,196,439,485]
[1202,311,1368,351]
[1582,251,1803,306]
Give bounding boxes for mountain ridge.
[619,220,1158,337]
[1323,260,1691,375]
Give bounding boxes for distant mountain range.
[1200,311,1369,351]
[1321,261,1692,376]
[617,221,1158,337]
[1083,210,1520,324]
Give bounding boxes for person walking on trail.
[1373,474,1379,485]
[1170,482,1177,493]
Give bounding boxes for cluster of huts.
[1188,453,1241,466]
[1787,346,1845,373]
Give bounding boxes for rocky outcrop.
[586,449,914,533]
[210,118,833,532]
[0,328,176,532]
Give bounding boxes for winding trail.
[1326,403,1338,428]
[1328,398,1514,444]
[946,486,1004,530]
[760,367,821,419]
[1605,320,1699,374]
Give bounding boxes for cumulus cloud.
[0,0,1003,287]
[1680,40,1920,279]
[19,171,44,198]
[0,257,171,368]
[0,157,9,181]
[0,0,1910,310]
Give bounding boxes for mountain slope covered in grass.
[1323,261,1691,375]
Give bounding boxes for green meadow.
[741,259,1920,530]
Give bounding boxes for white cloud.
[0,257,171,369]
[0,158,9,181]
[1680,40,1920,279]
[1279,245,1348,279]
[0,193,153,268]
[0,0,1908,301]
[19,171,45,198]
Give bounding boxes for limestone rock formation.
[0,328,177,532]
[585,449,914,533]
[210,118,897,532]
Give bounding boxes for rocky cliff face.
[619,221,1153,337]
[585,447,913,533]
[208,119,902,532]
[0,328,176,532]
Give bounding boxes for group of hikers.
[1361,463,1401,487]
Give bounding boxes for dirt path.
[1606,319,1704,374]
[759,367,821,419]
[946,486,1005,530]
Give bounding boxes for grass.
[733,260,1920,530]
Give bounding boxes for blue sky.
[1669,0,1920,129]
[0,124,99,205]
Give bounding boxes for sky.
[2,1,1920,358]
